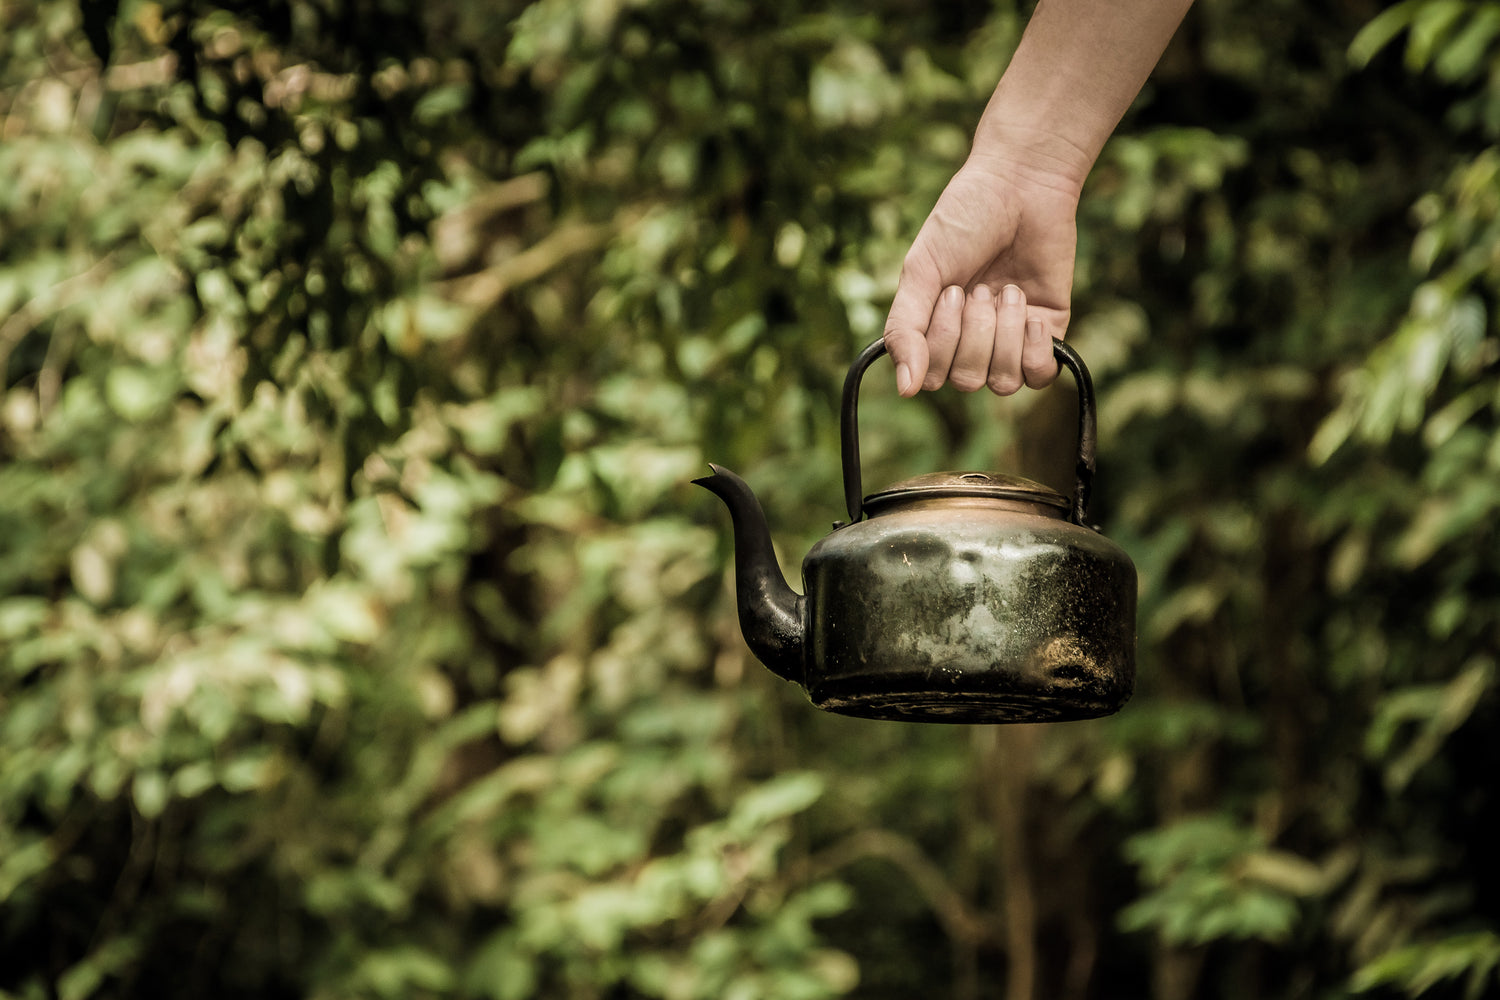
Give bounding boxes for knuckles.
[1022,362,1058,387]
[950,369,988,392]
[987,374,1023,396]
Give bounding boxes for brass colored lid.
[863,470,1069,514]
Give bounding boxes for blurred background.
[2,0,1499,997]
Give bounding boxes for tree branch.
[792,828,998,947]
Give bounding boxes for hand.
[883,153,1081,397]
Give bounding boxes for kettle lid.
[863,471,1069,514]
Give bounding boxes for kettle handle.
[841,338,1097,527]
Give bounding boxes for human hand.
[882,153,1081,397]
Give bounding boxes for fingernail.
[1002,284,1022,305]
[971,284,993,302]
[897,363,912,395]
[1026,318,1045,341]
[943,285,963,306]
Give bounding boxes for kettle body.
[802,490,1135,723]
[695,338,1137,724]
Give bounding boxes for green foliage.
[3,0,1500,998]
[1352,931,1500,998]
[1119,815,1318,946]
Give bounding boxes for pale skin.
[884,0,1197,396]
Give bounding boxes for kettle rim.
[862,469,1070,515]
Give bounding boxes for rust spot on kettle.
[1028,636,1102,683]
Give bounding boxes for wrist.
[967,119,1093,201]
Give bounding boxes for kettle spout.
[694,464,805,684]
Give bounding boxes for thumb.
[883,264,939,397]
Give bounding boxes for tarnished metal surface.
[692,464,806,683]
[695,337,1136,725]
[802,496,1136,723]
[863,470,1069,514]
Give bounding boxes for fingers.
[921,285,965,391]
[986,284,1026,395]
[949,285,996,392]
[1021,315,1060,388]
[885,278,1063,396]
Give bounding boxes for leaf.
[728,773,825,836]
[0,839,52,902]
[1366,659,1495,791]
[1436,6,1500,81]
[308,581,383,644]
[1238,850,1333,897]
[468,932,537,1000]
[354,946,456,997]
[132,770,169,819]
[1351,931,1500,997]
[809,40,903,128]
[1120,816,1305,946]
[104,367,168,422]
[1349,1,1421,68]
[0,597,49,640]
[56,937,141,1000]
[1406,0,1472,71]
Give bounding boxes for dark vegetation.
[2,0,1499,997]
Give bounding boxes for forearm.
[972,0,1195,193]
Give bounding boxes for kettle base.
[813,690,1129,725]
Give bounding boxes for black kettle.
[695,338,1136,724]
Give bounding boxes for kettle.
[695,338,1137,724]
